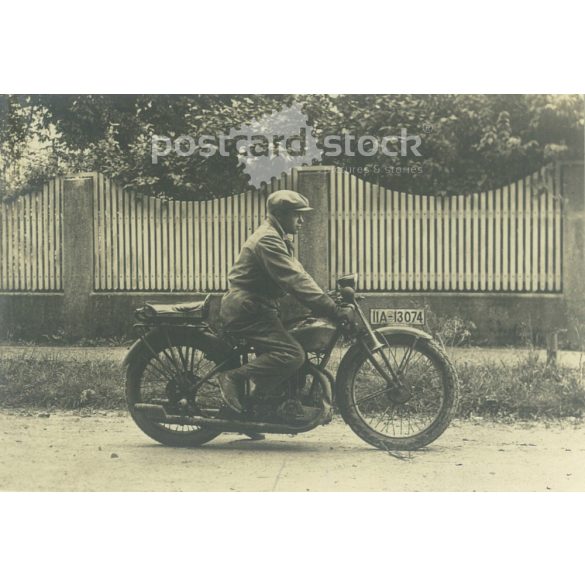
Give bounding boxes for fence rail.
[329,166,563,292]
[0,178,63,291]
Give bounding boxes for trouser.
[220,291,305,396]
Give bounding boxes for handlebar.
[327,288,385,350]
[327,288,366,302]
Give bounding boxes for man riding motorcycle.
[218,189,354,416]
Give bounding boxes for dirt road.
[1,411,583,491]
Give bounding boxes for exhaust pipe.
[132,403,328,434]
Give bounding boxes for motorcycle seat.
[135,294,211,322]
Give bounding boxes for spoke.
[167,346,197,388]
[164,346,183,373]
[146,348,178,380]
[404,359,429,383]
[370,407,390,430]
[185,346,193,373]
[358,361,394,388]
[193,350,205,375]
[191,359,231,392]
[351,342,449,439]
[162,330,182,370]
[384,344,401,371]
[176,344,189,372]
[372,405,393,431]
[353,386,389,406]
[143,360,173,383]
[397,339,417,375]
[136,341,223,434]
[380,406,395,434]
[405,350,429,372]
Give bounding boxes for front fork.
[351,301,402,387]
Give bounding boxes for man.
[218,189,352,414]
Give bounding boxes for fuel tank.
[287,317,337,352]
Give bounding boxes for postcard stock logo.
[151,103,422,188]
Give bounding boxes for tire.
[337,333,459,450]
[125,328,234,447]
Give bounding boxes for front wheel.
[337,334,459,450]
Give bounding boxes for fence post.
[561,161,585,347]
[296,167,331,290]
[62,176,94,338]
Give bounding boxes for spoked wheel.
[337,334,459,450]
[125,329,235,447]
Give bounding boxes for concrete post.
[561,161,585,346]
[62,176,94,338]
[296,167,331,290]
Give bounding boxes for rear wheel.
[125,329,234,447]
[337,334,458,450]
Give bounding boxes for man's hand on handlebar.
[327,288,365,301]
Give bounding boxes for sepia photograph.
[1,93,584,491]
[3,3,585,583]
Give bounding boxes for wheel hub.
[165,372,200,413]
[386,383,412,405]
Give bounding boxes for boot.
[217,371,245,414]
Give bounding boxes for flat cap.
[267,190,313,213]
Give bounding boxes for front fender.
[372,325,432,343]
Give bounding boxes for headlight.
[337,273,357,289]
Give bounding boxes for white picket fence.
[0,178,62,291]
[92,171,298,291]
[329,166,562,292]
[0,165,563,293]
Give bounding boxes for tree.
[1,94,583,200]
[0,95,52,199]
[33,94,295,199]
[305,94,584,195]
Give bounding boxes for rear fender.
[122,326,233,367]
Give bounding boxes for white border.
[1,0,584,581]
[1,1,584,93]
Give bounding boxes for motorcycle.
[123,274,459,450]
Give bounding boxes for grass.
[0,351,126,410]
[455,352,585,420]
[0,347,584,420]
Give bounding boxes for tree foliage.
[1,94,582,200]
[304,94,584,195]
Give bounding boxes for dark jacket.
[220,215,336,327]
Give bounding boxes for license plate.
[369,308,425,326]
